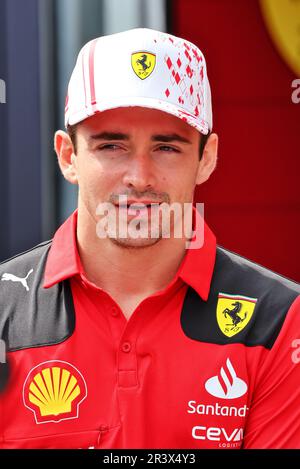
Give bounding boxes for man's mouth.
[114,201,162,216]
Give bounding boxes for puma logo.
[1,269,34,292]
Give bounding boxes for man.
[0,28,300,449]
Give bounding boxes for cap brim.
[66,96,209,135]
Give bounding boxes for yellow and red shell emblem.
[23,361,87,424]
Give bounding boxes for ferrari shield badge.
[216,292,257,338]
[131,52,156,80]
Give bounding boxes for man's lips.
[114,201,162,209]
[115,200,162,206]
[114,201,162,216]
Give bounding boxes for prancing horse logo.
[222,301,247,331]
[216,293,257,338]
[131,52,156,80]
[136,54,151,71]
[1,269,33,292]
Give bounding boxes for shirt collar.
[176,208,216,300]
[43,208,216,300]
[43,210,82,288]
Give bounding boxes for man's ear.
[196,133,218,185]
[54,130,78,184]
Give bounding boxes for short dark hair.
[67,124,78,153]
[67,124,210,160]
[199,131,210,159]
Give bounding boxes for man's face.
[59,107,214,248]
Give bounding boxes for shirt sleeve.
[243,295,300,448]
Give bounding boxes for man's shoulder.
[0,240,52,271]
[181,246,300,349]
[216,245,300,297]
[0,239,75,352]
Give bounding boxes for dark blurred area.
[0,0,299,281]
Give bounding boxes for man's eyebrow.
[88,132,192,144]
[89,132,130,141]
[151,134,192,144]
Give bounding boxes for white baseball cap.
[65,28,212,135]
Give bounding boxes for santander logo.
[205,358,247,399]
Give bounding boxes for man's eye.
[157,145,180,153]
[98,144,121,151]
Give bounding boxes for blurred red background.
[173,0,300,282]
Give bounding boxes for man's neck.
[76,206,188,309]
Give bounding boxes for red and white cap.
[65,28,212,135]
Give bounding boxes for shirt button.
[100,424,108,431]
[111,307,119,317]
[121,342,131,353]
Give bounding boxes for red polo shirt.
[1,210,300,449]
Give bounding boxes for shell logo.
[23,360,87,424]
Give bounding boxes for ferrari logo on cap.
[23,360,87,424]
[131,52,156,80]
[216,293,257,338]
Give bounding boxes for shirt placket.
[106,302,140,388]
[82,279,140,389]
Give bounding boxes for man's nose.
[122,153,156,192]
